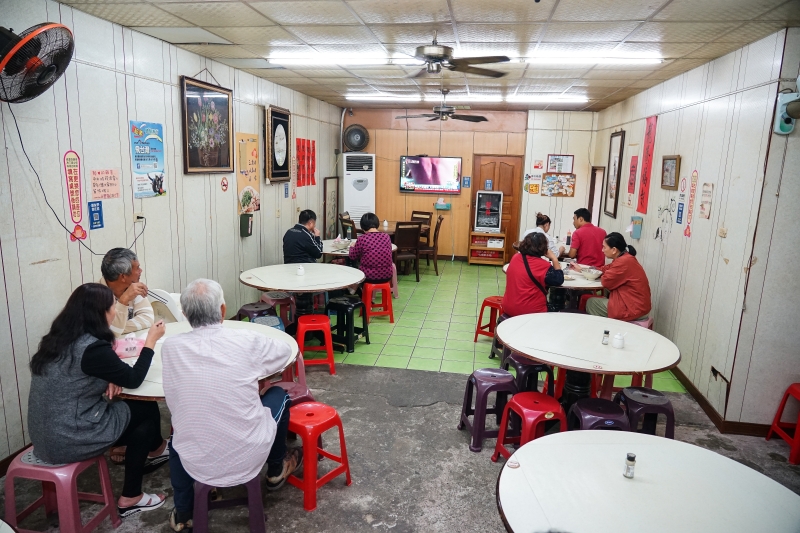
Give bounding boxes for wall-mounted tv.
[400,156,462,194]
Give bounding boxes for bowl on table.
[331,240,350,251]
[582,269,602,281]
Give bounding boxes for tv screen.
[400,156,462,194]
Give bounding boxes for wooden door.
[471,155,523,262]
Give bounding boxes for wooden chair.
[420,215,444,275]
[411,210,433,246]
[394,222,422,282]
[339,216,359,239]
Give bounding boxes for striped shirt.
[161,324,293,487]
[99,278,154,337]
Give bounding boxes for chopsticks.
[147,290,168,305]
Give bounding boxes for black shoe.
[265,447,304,491]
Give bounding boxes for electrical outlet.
[276,209,281,218]
[134,212,145,222]
[718,227,728,238]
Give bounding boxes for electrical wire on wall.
[4,103,146,254]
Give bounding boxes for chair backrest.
[431,215,444,250]
[395,222,422,251]
[411,211,433,226]
[148,289,186,323]
[340,216,357,238]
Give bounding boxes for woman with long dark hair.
[574,232,651,321]
[28,283,169,518]
[502,232,564,316]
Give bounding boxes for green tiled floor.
[320,260,686,395]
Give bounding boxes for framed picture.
[604,130,625,218]
[661,155,681,190]
[323,176,339,239]
[547,154,574,174]
[540,173,576,197]
[180,76,233,174]
[266,106,291,182]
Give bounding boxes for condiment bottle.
[623,453,636,478]
[346,227,352,240]
[566,230,572,245]
[602,330,610,345]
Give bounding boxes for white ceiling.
[58,0,799,111]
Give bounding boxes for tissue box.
[487,238,503,249]
[434,203,451,210]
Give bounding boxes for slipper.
[143,440,170,474]
[118,492,165,518]
[109,446,126,465]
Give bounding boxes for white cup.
[612,333,625,349]
[296,266,305,276]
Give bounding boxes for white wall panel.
[0,0,340,456]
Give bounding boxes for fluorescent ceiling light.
[506,95,588,103]
[424,94,503,103]
[526,57,663,65]
[346,95,422,102]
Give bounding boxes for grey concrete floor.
[2,364,798,532]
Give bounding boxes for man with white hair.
[161,279,301,531]
[100,248,154,336]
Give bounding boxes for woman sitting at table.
[503,232,564,316]
[574,232,651,321]
[27,283,170,518]
[523,212,565,257]
[349,212,398,298]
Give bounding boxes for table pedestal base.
[561,370,592,413]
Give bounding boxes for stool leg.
[491,403,512,462]
[97,456,122,527]
[599,374,615,400]
[361,305,370,344]
[789,410,800,465]
[246,479,267,533]
[337,422,352,486]
[55,475,81,533]
[554,368,566,400]
[469,387,489,453]
[474,305,486,342]
[457,378,474,431]
[488,307,498,334]
[385,287,394,323]
[324,327,336,375]
[644,373,653,388]
[193,484,211,533]
[664,409,676,439]
[346,310,355,353]
[301,436,320,511]
[767,390,791,441]
[4,475,18,528]
[43,480,58,517]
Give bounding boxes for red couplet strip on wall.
[637,115,658,214]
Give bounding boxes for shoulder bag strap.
[521,254,548,298]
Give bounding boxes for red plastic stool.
[4,447,121,533]
[543,367,567,400]
[260,291,296,326]
[286,402,352,511]
[363,282,394,323]
[491,392,566,462]
[766,383,800,465]
[474,296,503,342]
[296,315,336,375]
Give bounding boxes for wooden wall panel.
[0,0,341,457]
[474,132,509,155]
[507,133,527,156]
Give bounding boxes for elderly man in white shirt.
[162,279,302,531]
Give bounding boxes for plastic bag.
[113,335,145,359]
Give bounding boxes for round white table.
[0,519,15,533]
[122,320,299,400]
[496,313,680,406]
[321,239,397,256]
[497,431,800,533]
[240,263,365,293]
[502,262,603,290]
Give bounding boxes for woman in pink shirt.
[348,213,397,296]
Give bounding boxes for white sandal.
[118,492,165,518]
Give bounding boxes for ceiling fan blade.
[448,64,507,78]
[451,114,488,122]
[449,56,510,66]
[396,114,439,119]
[453,105,471,110]
[428,117,441,121]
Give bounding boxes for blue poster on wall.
[129,121,166,199]
[88,201,103,230]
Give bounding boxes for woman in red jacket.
[577,232,651,321]
[502,232,564,316]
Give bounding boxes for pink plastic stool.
[4,447,121,533]
[260,291,297,326]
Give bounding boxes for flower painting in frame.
[180,76,234,174]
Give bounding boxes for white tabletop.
[123,320,298,400]
[0,519,14,533]
[321,239,397,256]
[240,263,365,293]
[495,313,680,375]
[497,431,800,533]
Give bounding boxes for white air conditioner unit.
[342,153,375,224]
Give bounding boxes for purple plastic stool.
[501,352,555,396]
[567,398,630,431]
[614,387,675,439]
[193,474,266,533]
[236,302,275,322]
[457,368,517,452]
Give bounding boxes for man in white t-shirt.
[162,279,301,531]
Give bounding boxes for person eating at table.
[348,212,398,298]
[100,248,155,336]
[27,283,170,518]
[502,232,564,316]
[574,232,651,321]
[567,208,607,268]
[523,212,565,257]
[162,279,302,532]
[283,209,323,264]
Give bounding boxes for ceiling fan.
[396,89,488,123]
[410,32,509,79]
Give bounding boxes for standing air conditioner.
[342,153,375,225]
